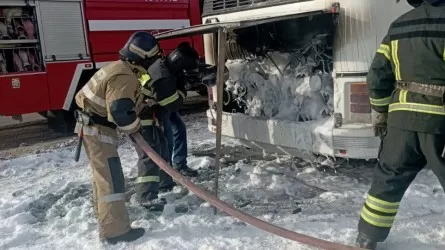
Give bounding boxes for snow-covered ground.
[1,113,445,250]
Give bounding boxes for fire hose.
[131,132,362,250]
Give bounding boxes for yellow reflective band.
[369,96,391,106]
[367,195,400,206]
[360,206,395,228]
[389,102,445,115]
[377,44,391,61]
[139,74,151,86]
[136,176,160,183]
[141,119,154,126]
[365,195,399,214]
[391,40,401,81]
[158,92,179,106]
[398,90,408,103]
[141,88,152,97]
[177,90,186,99]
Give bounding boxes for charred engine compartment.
[222,13,336,122]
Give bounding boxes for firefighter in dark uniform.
[132,42,200,209]
[357,0,445,249]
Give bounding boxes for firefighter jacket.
[367,3,445,134]
[75,60,144,134]
[138,58,184,126]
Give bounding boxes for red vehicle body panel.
[0,73,50,115]
[0,0,203,116]
[85,0,204,63]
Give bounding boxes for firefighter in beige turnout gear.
[74,31,161,244]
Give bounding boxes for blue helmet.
[119,31,161,68]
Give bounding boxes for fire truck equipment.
[19,49,30,69]
[0,21,9,39]
[22,19,35,39]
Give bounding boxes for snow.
[1,113,445,250]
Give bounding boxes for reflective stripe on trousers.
[74,123,118,145]
[360,194,399,228]
[98,193,126,203]
[136,175,160,183]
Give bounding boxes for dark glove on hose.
[372,112,387,138]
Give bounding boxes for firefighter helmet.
[398,0,424,7]
[119,31,161,69]
[423,0,445,6]
[165,42,199,73]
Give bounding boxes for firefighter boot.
[178,166,198,177]
[105,228,145,245]
[140,197,167,212]
[355,233,377,250]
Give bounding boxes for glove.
[372,111,388,138]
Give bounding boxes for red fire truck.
[0,0,203,132]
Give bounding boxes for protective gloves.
[372,110,388,138]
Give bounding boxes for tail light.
[349,82,371,114]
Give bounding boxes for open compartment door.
[154,3,338,41]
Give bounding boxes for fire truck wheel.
[38,111,48,119]
[46,110,75,135]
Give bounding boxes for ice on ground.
[224,36,334,122]
[1,113,445,250]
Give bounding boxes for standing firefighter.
[162,42,202,180]
[357,0,445,249]
[74,31,161,244]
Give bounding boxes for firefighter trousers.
[133,124,165,202]
[77,123,131,239]
[358,126,445,242]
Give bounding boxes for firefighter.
[162,42,201,180]
[356,0,445,249]
[132,42,198,207]
[73,31,160,244]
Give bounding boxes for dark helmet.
[400,0,424,7]
[423,0,445,6]
[165,42,199,73]
[119,31,161,69]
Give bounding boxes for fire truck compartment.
[38,0,88,61]
[0,4,43,74]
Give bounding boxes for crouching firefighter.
[356,0,445,249]
[73,31,161,244]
